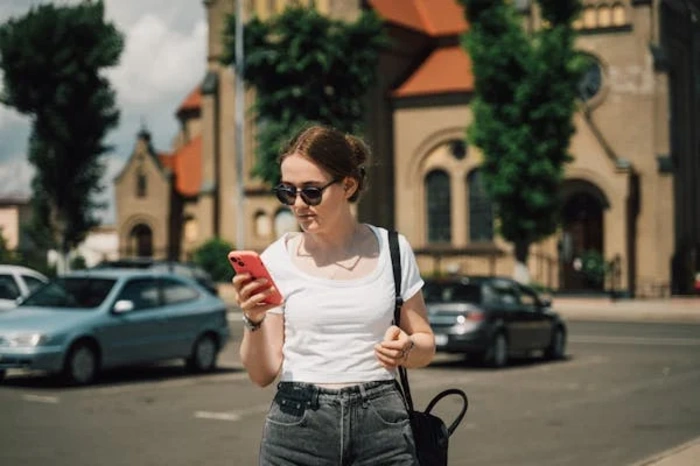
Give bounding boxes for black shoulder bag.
[388,230,469,466]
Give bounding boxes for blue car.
[0,268,230,385]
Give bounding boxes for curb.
[629,436,700,466]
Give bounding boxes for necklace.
[296,226,364,278]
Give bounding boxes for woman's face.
[279,153,351,233]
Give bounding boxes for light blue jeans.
[259,380,419,465]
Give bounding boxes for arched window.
[467,169,494,242]
[254,211,271,238]
[597,5,612,28]
[136,171,147,198]
[425,170,451,243]
[274,209,297,238]
[612,3,626,26]
[128,224,153,257]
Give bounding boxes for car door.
[156,276,204,358]
[514,285,548,350]
[99,278,168,367]
[490,279,528,351]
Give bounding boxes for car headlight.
[6,334,50,347]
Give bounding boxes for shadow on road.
[1,363,244,390]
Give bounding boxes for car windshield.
[423,282,482,304]
[21,277,116,309]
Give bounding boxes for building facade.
[114,0,695,296]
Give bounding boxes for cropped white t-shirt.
[260,225,424,384]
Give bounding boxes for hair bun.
[345,134,369,167]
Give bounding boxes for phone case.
[228,250,283,306]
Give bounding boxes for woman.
[234,124,435,465]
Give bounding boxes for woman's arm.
[239,313,284,387]
[375,291,435,369]
[234,273,284,387]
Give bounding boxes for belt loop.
[359,384,369,408]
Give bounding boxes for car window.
[518,286,540,310]
[161,278,200,305]
[423,282,482,304]
[490,280,521,308]
[23,275,46,294]
[117,278,160,310]
[21,278,116,309]
[0,274,20,300]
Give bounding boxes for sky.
[0,0,209,225]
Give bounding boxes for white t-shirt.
[260,225,424,384]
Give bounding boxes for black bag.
[388,230,469,466]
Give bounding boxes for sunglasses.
[273,179,339,206]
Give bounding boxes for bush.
[192,237,235,283]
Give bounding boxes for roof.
[368,0,468,36]
[157,136,202,197]
[177,85,202,115]
[393,45,474,97]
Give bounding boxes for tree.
[459,0,583,283]
[223,4,386,185]
[0,1,123,273]
[193,237,234,283]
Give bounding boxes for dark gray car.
[425,276,567,368]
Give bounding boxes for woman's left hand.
[374,325,414,369]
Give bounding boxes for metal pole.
[235,0,246,249]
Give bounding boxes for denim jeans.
[259,380,419,465]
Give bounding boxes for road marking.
[22,394,59,404]
[194,403,270,422]
[571,335,700,346]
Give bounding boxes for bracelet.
[242,312,266,332]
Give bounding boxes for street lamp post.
[234,0,246,250]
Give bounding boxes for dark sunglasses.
[273,179,339,206]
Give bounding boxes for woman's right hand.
[232,273,280,322]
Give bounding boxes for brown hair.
[280,125,369,202]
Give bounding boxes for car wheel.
[545,327,566,360]
[186,334,218,373]
[0,369,6,383]
[63,342,99,385]
[484,332,508,368]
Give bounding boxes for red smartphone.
[228,250,283,306]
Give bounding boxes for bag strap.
[389,230,469,437]
[388,230,414,412]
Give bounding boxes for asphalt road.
[1,320,700,466]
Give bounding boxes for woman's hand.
[232,273,280,323]
[374,325,415,369]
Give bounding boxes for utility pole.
[234,0,246,249]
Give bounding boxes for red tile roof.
[157,137,202,197]
[393,46,474,97]
[177,86,202,115]
[369,0,468,36]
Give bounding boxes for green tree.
[0,1,123,272]
[459,0,583,283]
[193,237,235,283]
[223,4,386,185]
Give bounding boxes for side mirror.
[539,297,552,308]
[113,300,135,314]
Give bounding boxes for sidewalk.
[631,436,700,466]
[552,296,700,323]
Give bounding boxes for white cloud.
[107,14,207,105]
[0,157,34,197]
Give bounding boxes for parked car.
[0,265,49,310]
[0,268,230,385]
[93,258,219,295]
[425,275,567,368]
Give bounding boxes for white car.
[0,265,48,310]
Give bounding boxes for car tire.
[484,332,508,368]
[0,369,6,383]
[544,326,566,360]
[186,333,218,373]
[63,341,99,386]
